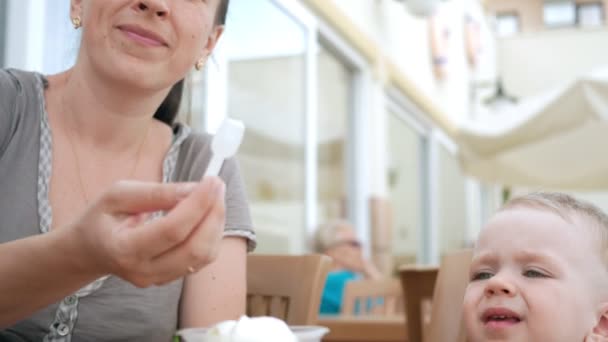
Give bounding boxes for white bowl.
[290,326,330,342]
[175,325,329,342]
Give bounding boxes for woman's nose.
[134,0,170,18]
[484,273,517,297]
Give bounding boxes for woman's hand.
[69,177,226,287]
[332,248,382,279]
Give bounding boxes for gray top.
[0,69,255,342]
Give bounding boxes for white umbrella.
[456,67,608,190]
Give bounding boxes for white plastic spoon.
[204,118,245,177]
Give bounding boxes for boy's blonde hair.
[500,192,608,266]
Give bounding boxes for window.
[577,2,604,27]
[385,90,434,265]
[223,0,310,254]
[0,0,7,67]
[214,0,368,254]
[543,1,576,28]
[495,12,520,37]
[316,44,353,225]
[438,145,468,256]
[388,111,425,266]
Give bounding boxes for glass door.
[220,0,317,254]
[386,91,432,266]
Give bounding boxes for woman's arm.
[179,237,248,327]
[0,179,224,327]
[0,229,100,327]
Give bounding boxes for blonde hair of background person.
[0,0,255,340]
[463,192,608,342]
[315,220,381,280]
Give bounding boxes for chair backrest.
[426,249,472,342]
[246,254,332,325]
[399,265,439,342]
[400,249,473,342]
[341,278,404,317]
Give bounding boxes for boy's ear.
[588,304,608,341]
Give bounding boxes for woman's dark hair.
[154,0,230,126]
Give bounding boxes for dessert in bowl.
[176,316,329,342]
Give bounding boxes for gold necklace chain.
[62,98,152,204]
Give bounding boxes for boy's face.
[463,207,606,342]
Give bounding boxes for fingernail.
[177,183,197,200]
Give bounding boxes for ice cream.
[204,316,297,342]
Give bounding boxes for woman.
[0,0,254,340]
[314,220,381,315]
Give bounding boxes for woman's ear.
[70,0,84,19]
[198,25,225,66]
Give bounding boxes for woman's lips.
[117,25,168,47]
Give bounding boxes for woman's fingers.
[147,190,226,284]
[93,177,227,287]
[101,180,198,215]
[121,177,225,259]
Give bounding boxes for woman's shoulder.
[0,69,44,154]
[0,68,44,114]
[0,68,42,95]
[179,129,213,155]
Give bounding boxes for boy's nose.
[484,274,517,297]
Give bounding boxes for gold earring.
[72,16,82,29]
[195,59,205,71]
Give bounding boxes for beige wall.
[485,0,544,32]
[485,0,608,32]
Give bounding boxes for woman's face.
[326,227,365,271]
[71,0,223,90]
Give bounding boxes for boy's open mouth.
[482,308,522,325]
[484,315,521,323]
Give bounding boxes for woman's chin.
[102,62,178,91]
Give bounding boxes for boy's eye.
[523,269,546,278]
[471,271,493,281]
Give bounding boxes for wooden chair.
[400,249,473,342]
[341,278,404,317]
[246,254,332,325]
[399,265,438,342]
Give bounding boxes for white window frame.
[385,86,436,264]
[315,15,371,255]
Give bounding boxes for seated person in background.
[315,220,382,315]
[463,192,608,342]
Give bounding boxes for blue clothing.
[319,270,360,315]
